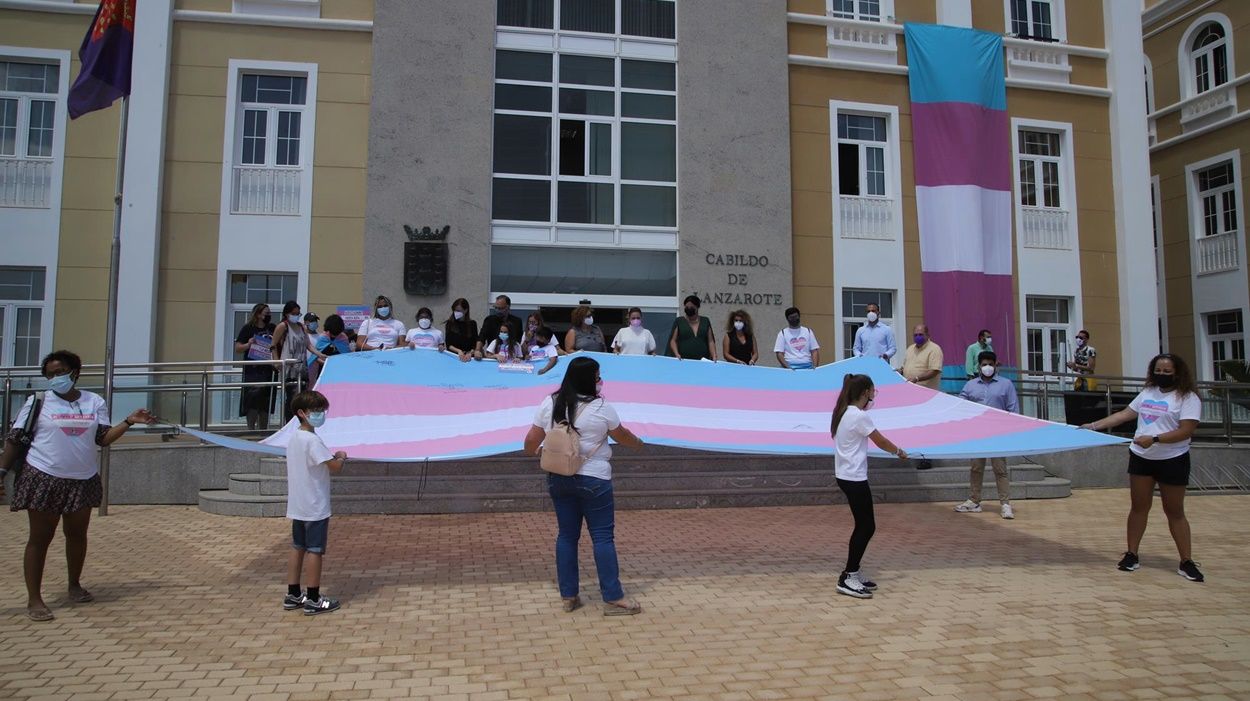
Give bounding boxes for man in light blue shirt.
[852,303,896,362]
[954,350,1020,520]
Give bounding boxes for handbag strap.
[21,392,43,435]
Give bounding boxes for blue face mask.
[48,373,75,395]
[307,322,318,333]
[307,411,326,428]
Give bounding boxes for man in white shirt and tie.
[852,303,896,363]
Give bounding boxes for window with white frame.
[0,60,59,208]
[1205,310,1244,381]
[497,0,675,38]
[1189,22,1229,95]
[221,271,297,423]
[1024,296,1070,374]
[231,73,307,216]
[841,288,893,360]
[834,108,897,241]
[830,0,882,22]
[1008,0,1058,41]
[1196,161,1238,238]
[1017,130,1062,209]
[0,267,46,367]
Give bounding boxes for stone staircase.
[198,448,1071,517]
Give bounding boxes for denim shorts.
[291,517,330,554]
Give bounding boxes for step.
[198,477,1070,518]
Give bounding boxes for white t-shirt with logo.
[13,391,110,480]
[533,395,620,481]
[405,327,445,349]
[774,326,820,365]
[1128,386,1201,460]
[612,326,657,355]
[358,317,407,349]
[527,337,560,362]
[834,405,875,482]
[285,429,335,522]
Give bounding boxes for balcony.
[1180,85,1236,131]
[839,196,895,241]
[231,166,302,215]
[1004,39,1071,84]
[0,158,53,208]
[1197,232,1239,275]
[1020,206,1071,250]
[825,15,899,66]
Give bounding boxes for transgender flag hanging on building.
[904,23,1017,373]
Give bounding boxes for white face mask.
[980,365,996,378]
[866,312,878,323]
[733,321,745,331]
[418,318,432,329]
[453,310,465,321]
[584,316,594,326]
[1076,337,1086,347]
[377,306,391,318]
[288,314,302,324]
[984,337,993,346]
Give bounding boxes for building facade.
[1144,0,1250,381]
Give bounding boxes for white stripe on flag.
[916,185,1013,275]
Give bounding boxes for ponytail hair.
[831,373,876,436]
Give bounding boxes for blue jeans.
[547,474,624,602]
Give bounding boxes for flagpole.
[99,95,130,517]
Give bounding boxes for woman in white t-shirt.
[357,295,406,351]
[829,373,908,600]
[523,357,644,615]
[0,350,155,622]
[1081,354,1204,582]
[405,307,446,352]
[612,307,657,355]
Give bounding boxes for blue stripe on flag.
[904,23,1006,109]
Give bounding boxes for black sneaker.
[1117,551,1140,572]
[836,572,873,599]
[303,596,341,615]
[1177,560,1204,582]
[282,592,307,611]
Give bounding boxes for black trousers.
[837,478,876,573]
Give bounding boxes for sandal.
[603,598,642,616]
[561,596,582,613]
[69,587,94,603]
[26,607,54,622]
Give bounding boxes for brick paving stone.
[1,490,1248,700]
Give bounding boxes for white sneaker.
[954,499,982,513]
[1001,504,1014,520]
[836,572,873,599]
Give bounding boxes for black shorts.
[1127,452,1190,487]
[292,517,330,554]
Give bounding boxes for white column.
[116,0,174,364]
[1103,1,1158,374]
[936,0,972,27]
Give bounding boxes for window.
[830,0,882,22]
[225,272,297,359]
[1009,0,1056,41]
[1206,310,1244,381]
[1017,130,1062,209]
[1196,161,1238,238]
[231,73,307,215]
[1190,22,1228,95]
[497,0,675,39]
[491,49,677,228]
[841,289,893,360]
[0,267,46,367]
[0,60,59,208]
[837,113,887,197]
[1024,296,1070,374]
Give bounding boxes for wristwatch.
[1150,436,1160,445]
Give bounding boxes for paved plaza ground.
[1,489,1248,701]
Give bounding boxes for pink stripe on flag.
[921,271,1017,367]
[911,102,1011,191]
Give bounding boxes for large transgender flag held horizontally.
[905,23,1017,374]
[180,349,1125,461]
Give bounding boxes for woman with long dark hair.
[1081,354,1204,581]
[271,300,328,422]
[830,373,908,599]
[524,357,645,615]
[443,298,478,363]
[235,302,276,430]
[722,309,758,365]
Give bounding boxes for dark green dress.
[669,316,713,359]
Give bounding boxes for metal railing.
[0,157,53,208]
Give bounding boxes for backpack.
[539,400,606,476]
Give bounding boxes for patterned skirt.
[9,465,102,514]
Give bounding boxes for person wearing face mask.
[564,304,608,353]
[235,303,278,430]
[1066,329,1097,391]
[1081,354,1204,583]
[443,298,479,363]
[0,350,155,621]
[964,329,994,379]
[526,326,560,375]
[852,303,896,363]
[522,311,559,357]
[667,295,717,361]
[357,296,407,351]
[722,309,758,365]
[829,373,908,599]
[611,307,656,356]
[405,307,446,352]
[901,324,944,390]
[954,351,1020,519]
[476,295,523,360]
[272,301,330,423]
[774,307,820,369]
[483,324,524,362]
[309,314,350,387]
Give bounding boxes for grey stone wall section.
[363,0,497,322]
[677,1,794,365]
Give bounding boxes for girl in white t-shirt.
[357,295,406,351]
[829,373,908,600]
[405,307,446,352]
[1082,354,1204,582]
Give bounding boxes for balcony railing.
[1020,206,1071,249]
[1197,232,1239,275]
[839,196,895,240]
[1180,85,1235,128]
[231,166,302,215]
[0,157,53,208]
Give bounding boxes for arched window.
[1190,22,1228,94]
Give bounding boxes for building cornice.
[1149,72,1250,119]
[1150,109,1250,152]
[1143,0,1218,38]
[174,10,371,32]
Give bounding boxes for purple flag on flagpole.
[68,0,136,119]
